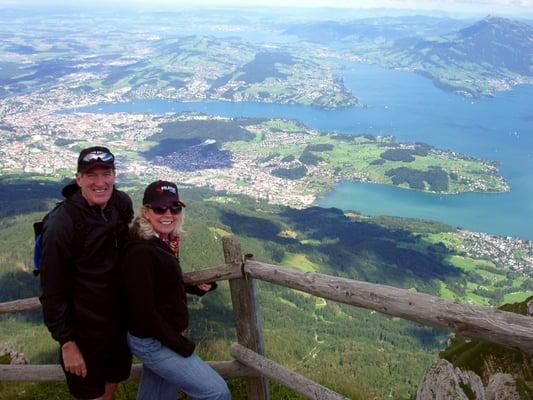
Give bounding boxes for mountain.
[394,16,533,77]
[416,296,533,399]
[283,16,469,43]
[371,16,533,96]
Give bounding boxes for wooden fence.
[1,236,533,399]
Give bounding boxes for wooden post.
[222,236,270,400]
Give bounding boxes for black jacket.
[39,181,133,344]
[120,229,211,357]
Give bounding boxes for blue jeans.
[127,333,231,400]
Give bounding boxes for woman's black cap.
[143,180,186,207]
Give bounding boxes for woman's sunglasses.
[147,204,183,215]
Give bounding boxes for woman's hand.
[197,283,213,292]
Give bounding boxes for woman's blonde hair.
[131,205,183,240]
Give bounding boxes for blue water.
[78,63,533,239]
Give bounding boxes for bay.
[78,63,533,239]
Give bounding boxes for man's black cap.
[143,180,186,207]
[77,146,115,173]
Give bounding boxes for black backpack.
[32,191,133,276]
[32,202,85,276]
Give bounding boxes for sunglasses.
[82,151,114,163]
[147,204,183,215]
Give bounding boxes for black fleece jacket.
[39,182,133,344]
[120,234,212,357]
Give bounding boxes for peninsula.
[0,110,509,209]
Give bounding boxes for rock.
[486,374,520,400]
[0,346,28,365]
[416,359,485,400]
[526,299,533,316]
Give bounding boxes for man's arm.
[39,208,75,344]
[40,208,88,377]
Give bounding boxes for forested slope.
[0,177,531,399]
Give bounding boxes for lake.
[78,63,533,239]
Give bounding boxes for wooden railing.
[1,236,533,400]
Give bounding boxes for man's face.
[76,166,116,208]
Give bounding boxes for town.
[458,230,533,275]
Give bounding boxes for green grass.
[281,253,320,272]
[425,232,464,250]
[439,282,458,300]
[235,178,250,187]
[503,292,533,304]
[207,226,232,238]
[263,119,303,133]
[465,282,491,306]
[446,255,496,272]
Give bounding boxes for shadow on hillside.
[219,211,298,245]
[280,207,462,291]
[0,178,66,218]
[219,205,462,296]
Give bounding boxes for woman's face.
[143,203,182,237]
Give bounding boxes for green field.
[224,118,509,197]
[281,253,320,272]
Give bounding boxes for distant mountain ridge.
[394,16,533,77]
[285,15,533,97]
[365,15,533,97]
[283,16,470,43]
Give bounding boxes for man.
[40,146,133,400]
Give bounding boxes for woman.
[120,180,231,400]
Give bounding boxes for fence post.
[222,236,270,400]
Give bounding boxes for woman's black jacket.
[120,234,209,357]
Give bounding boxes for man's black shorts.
[60,335,132,399]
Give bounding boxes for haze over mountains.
[284,15,472,42]
[286,15,533,96]
[391,16,533,78]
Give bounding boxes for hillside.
[283,16,469,43]
[356,16,533,97]
[0,178,532,399]
[394,16,533,75]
